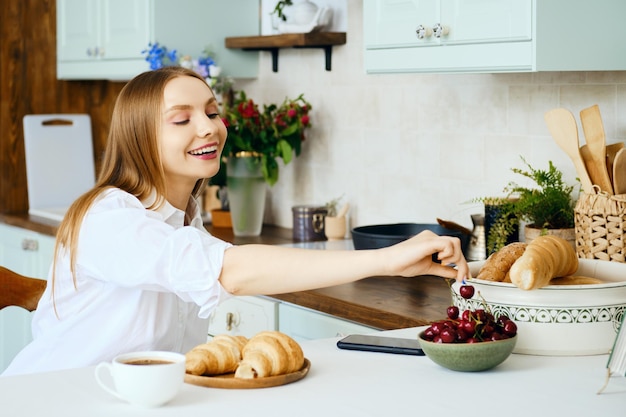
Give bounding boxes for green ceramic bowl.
[418,332,517,372]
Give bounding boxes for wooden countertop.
[0,213,450,330]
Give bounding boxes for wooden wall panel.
[0,0,125,214]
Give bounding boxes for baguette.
[476,242,527,282]
[509,235,578,290]
[235,331,304,379]
[185,334,248,376]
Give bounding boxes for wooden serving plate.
[184,358,311,389]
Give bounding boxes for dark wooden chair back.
[0,266,47,311]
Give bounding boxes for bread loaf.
[509,235,578,290]
[185,334,248,376]
[477,242,527,282]
[234,331,304,379]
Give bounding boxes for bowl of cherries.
[418,283,518,372]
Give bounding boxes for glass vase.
[226,155,267,236]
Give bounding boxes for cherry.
[490,332,504,341]
[423,294,518,344]
[440,328,457,343]
[503,320,518,336]
[430,321,445,335]
[447,305,460,320]
[481,323,495,338]
[474,309,487,322]
[455,328,469,342]
[423,327,436,340]
[459,284,475,299]
[460,319,476,335]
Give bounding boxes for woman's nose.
[198,116,218,137]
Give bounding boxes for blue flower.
[141,43,179,70]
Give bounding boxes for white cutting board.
[23,114,96,221]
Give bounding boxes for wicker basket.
[574,192,626,262]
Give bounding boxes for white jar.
[292,0,318,25]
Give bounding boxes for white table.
[1,327,624,417]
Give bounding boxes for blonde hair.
[53,67,210,302]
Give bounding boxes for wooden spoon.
[544,108,593,194]
[612,148,626,194]
[580,104,613,194]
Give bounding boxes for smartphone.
[337,334,424,356]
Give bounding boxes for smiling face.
[159,75,227,207]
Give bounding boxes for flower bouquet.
[221,90,312,186]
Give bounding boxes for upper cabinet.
[57,0,260,81]
[364,0,626,74]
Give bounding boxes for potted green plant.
[478,157,576,253]
[221,90,312,186]
[218,89,312,236]
[271,0,294,22]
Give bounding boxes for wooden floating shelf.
[225,32,347,72]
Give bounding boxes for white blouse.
[2,188,232,376]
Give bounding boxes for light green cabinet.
[208,296,278,337]
[57,0,259,80]
[364,0,626,73]
[0,224,54,279]
[0,224,54,373]
[278,303,378,342]
[208,296,378,341]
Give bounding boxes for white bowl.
[451,259,626,356]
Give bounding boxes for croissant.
[234,331,304,379]
[509,235,578,290]
[185,334,248,376]
[549,275,603,285]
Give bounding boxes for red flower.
[287,108,297,118]
[239,99,258,119]
[301,115,310,126]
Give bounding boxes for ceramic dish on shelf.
[451,259,626,356]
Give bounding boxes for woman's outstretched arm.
[218,230,469,296]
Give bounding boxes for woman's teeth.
[189,145,217,155]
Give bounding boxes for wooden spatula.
[613,148,626,195]
[580,104,613,194]
[544,108,593,194]
[606,142,624,184]
[580,142,624,187]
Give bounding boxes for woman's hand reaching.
[380,230,469,282]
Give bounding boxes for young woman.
[2,67,468,376]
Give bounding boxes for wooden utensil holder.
[574,191,626,262]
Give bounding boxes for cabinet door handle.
[432,23,450,38]
[225,312,241,331]
[21,238,39,251]
[415,24,432,39]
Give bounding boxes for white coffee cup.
[95,351,185,408]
